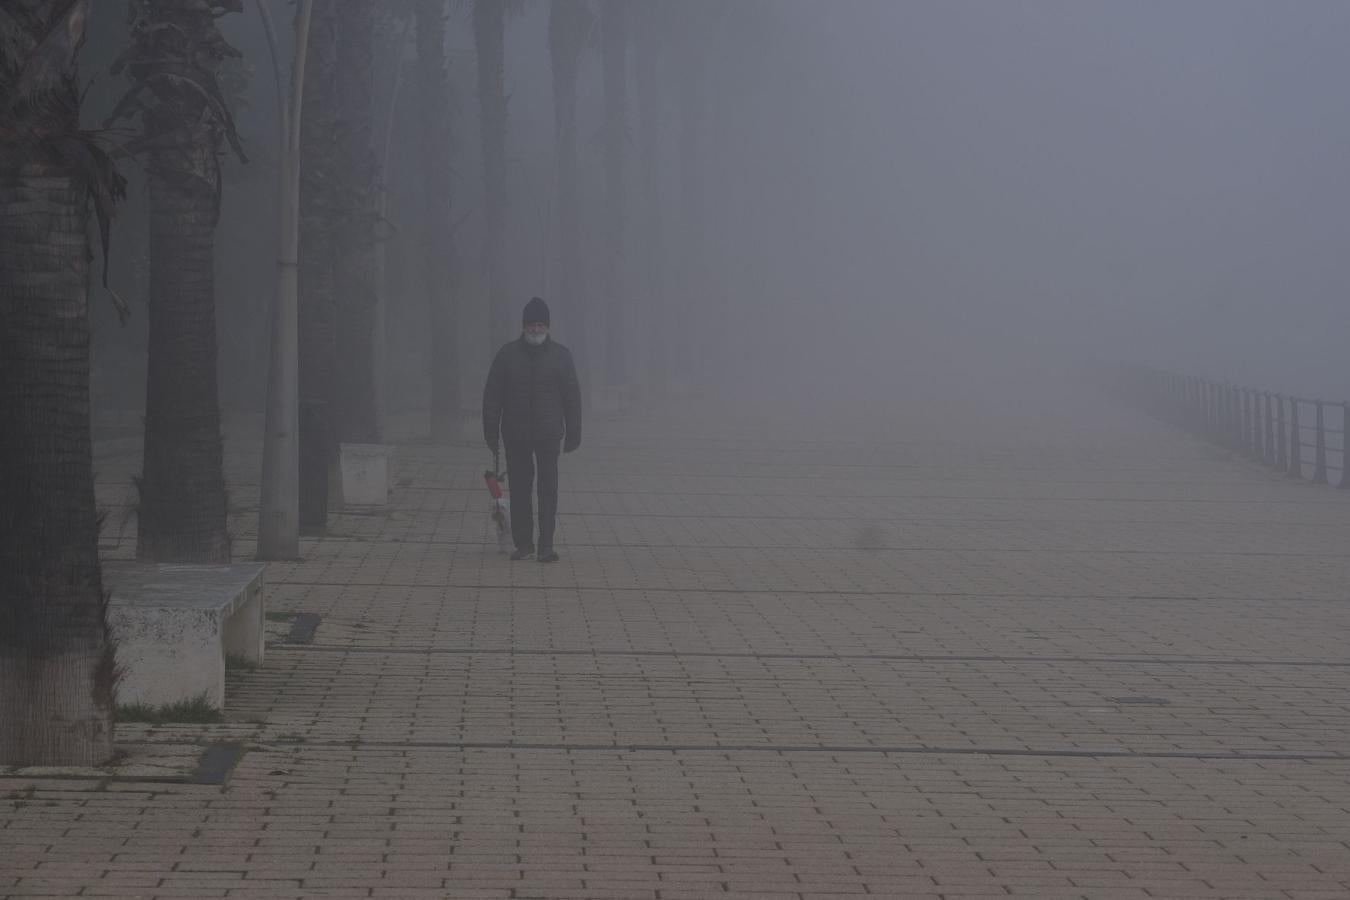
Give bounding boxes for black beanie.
[522,297,550,327]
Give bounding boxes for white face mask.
[524,331,547,346]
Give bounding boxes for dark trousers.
[505,439,561,550]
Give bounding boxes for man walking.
[482,297,582,562]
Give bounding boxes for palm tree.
[333,0,380,445]
[418,0,461,441]
[674,4,708,390]
[600,0,627,405]
[635,0,665,397]
[108,0,244,563]
[297,0,339,533]
[374,7,414,439]
[549,0,592,393]
[473,0,513,349]
[0,0,122,766]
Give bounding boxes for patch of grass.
[225,654,258,673]
[116,694,222,725]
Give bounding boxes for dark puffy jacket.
[482,337,582,449]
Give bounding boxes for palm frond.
[0,2,128,319]
[49,130,128,304]
[107,0,248,209]
[7,0,89,115]
[0,7,37,77]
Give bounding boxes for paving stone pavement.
[6,376,1350,899]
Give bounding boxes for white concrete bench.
[103,562,266,710]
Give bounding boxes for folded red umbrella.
[484,452,512,553]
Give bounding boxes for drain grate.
[1107,696,1171,706]
[191,741,247,785]
[286,613,321,644]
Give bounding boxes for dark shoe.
[510,545,535,561]
[537,548,560,563]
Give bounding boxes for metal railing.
[1115,368,1350,489]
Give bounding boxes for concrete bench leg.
[223,581,265,665]
[105,562,267,712]
[109,607,226,709]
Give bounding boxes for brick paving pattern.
[5,378,1350,899]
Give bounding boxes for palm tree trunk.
[334,0,380,445]
[418,0,461,442]
[676,32,707,389]
[138,132,230,562]
[549,0,589,396]
[601,0,628,398]
[0,163,116,766]
[375,18,412,440]
[0,162,115,765]
[0,0,116,768]
[636,3,665,398]
[474,0,510,349]
[110,0,242,563]
[297,1,339,532]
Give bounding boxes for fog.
[83,0,1350,436]
[13,0,1350,856]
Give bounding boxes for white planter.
[340,443,396,506]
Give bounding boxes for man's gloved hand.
[564,437,580,454]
